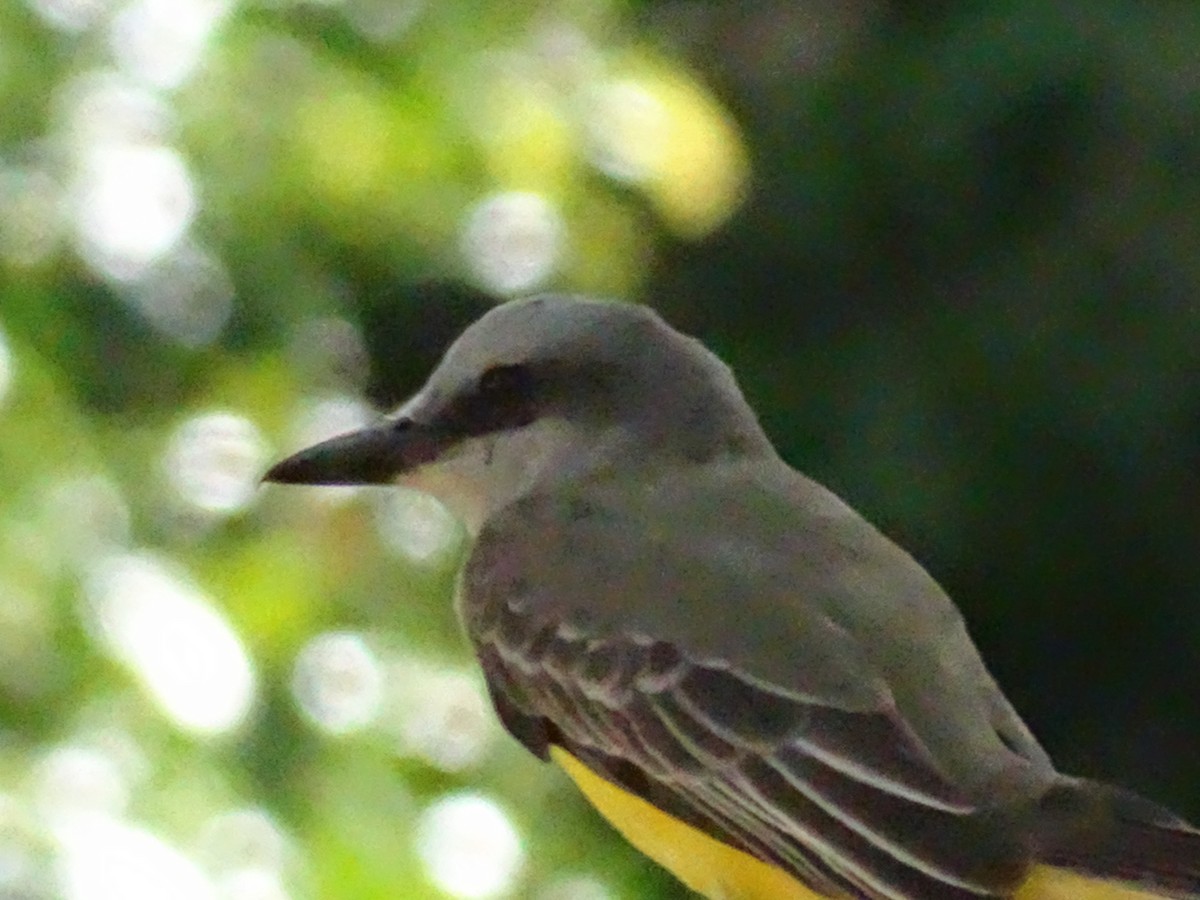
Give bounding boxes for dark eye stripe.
[449,364,538,437]
[479,364,532,397]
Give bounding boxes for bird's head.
[264,295,769,531]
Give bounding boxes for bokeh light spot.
[214,866,292,900]
[0,324,13,410]
[584,65,749,238]
[470,66,574,196]
[386,659,495,772]
[84,553,257,735]
[374,488,461,565]
[43,474,131,565]
[0,792,51,900]
[164,412,269,516]
[195,808,293,900]
[26,0,114,33]
[341,0,425,43]
[585,79,669,185]
[108,0,233,90]
[291,632,383,735]
[198,806,291,878]
[460,191,564,294]
[287,396,375,452]
[415,793,524,900]
[31,745,130,826]
[536,875,615,900]
[57,71,173,148]
[123,242,234,347]
[71,142,196,280]
[54,815,217,900]
[196,809,290,876]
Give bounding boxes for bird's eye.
[477,363,531,398]
[466,363,538,432]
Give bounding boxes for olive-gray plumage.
[265,295,1200,899]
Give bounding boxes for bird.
[264,294,1200,900]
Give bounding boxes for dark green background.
[1,2,1197,898]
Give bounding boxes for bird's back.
[459,455,1064,897]
[498,457,1053,785]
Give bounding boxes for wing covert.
[466,570,1031,899]
[459,488,1039,899]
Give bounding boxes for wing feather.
[460,486,1043,900]
[469,593,1028,900]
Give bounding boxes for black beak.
[262,419,443,486]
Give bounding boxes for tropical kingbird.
[265,295,1199,899]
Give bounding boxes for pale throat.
[395,464,490,535]
[394,418,590,536]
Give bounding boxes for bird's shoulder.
[457,463,1045,897]
[460,459,903,713]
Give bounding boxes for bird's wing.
[461,481,1035,900]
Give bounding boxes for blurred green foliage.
[1,1,1198,899]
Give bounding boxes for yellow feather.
[552,747,1173,900]
[553,746,820,900]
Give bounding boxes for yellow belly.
[551,747,1172,900]
[552,746,831,900]
[1014,869,1170,900]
